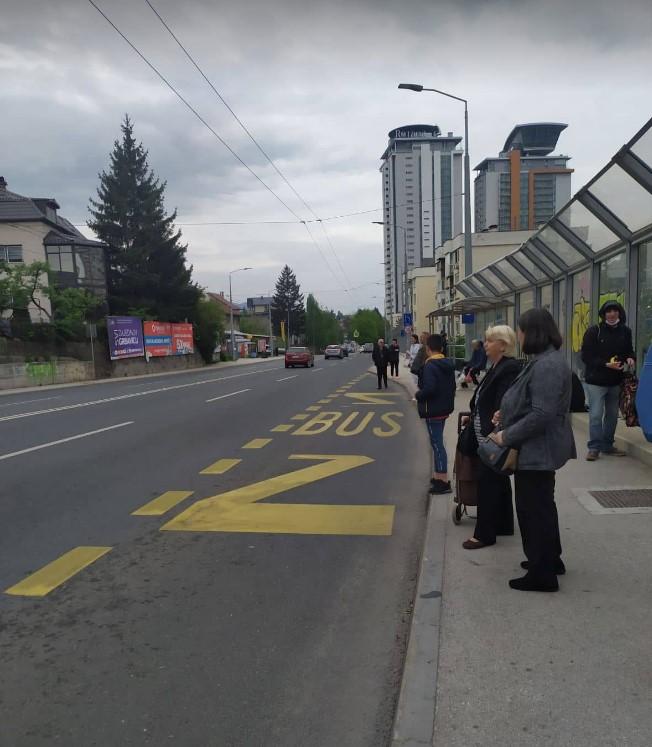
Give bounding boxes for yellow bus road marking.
[271,424,293,432]
[318,399,332,404]
[242,438,272,449]
[200,458,241,475]
[133,491,194,515]
[161,454,393,536]
[5,546,112,597]
[305,406,321,412]
[291,413,310,421]
[344,392,402,404]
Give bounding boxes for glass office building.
[437,117,652,374]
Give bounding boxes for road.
[0,354,429,747]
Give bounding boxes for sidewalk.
[0,354,282,398]
[393,375,652,747]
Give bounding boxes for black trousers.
[514,470,562,583]
[473,460,514,544]
[390,360,399,376]
[376,365,388,388]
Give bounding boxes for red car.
[285,346,314,368]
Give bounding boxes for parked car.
[285,346,314,368]
[325,344,344,360]
[362,342,374,353]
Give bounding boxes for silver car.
[324,344,344,360]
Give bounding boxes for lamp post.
[373,220,408,337]
[399,82,472,355]
[229,266,252,359]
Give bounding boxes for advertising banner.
[172,323,194,355]
[144,321,173,357]
[107,316,144,360]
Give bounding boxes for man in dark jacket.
[581,300,635,461]
[415,334,456,494]
[372,338,390,389]
[388,338,400,377]
[462,339,488,387]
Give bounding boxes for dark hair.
[518,308,562,354]
[426,333,443,352]
[411,333,419,343]
[392,338,398,343]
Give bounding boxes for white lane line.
[0,422,134,462]
[0,367,281,423]
[311,368,324,373]
[0,396,62,409]
[206,388,251,403]
[276,375,298,382]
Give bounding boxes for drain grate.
[589,489,652,508]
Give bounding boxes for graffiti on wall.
[25,361,57,383]
[571,290,626,352]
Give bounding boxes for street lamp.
[399,82,472,355]
[229,266,252,360]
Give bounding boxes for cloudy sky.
[2,0,651,312]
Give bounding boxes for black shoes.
[429,479,452,495]
[520,560,566,575]
[509,574,559,592]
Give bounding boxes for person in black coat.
[460,326,521,549]
[372,338,390,389]
[388,338,400,377]
[581,300,635,460]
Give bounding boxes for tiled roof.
[206,291,242,314]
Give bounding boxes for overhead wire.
[85,0,352,298]
[143,0,355,297]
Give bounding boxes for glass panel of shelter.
[495,259,528,288]
[538,225,585,268]
[512,250,546,281]
[588,164,652,233]
[556,199,619,254]
[571,267,592,375]
[483,268,510,294]
[598,252,627,314]
[637,242,652,371]
[630,126,652,172]
[540,284,553,312]
[523,243,562,276]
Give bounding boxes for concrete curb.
[383,368,446,747]
[391,495,447,747]
[571,413,652,468]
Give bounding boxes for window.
[0,245,23,263]
[46,246,74,273]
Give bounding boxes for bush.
[194,298,224,364]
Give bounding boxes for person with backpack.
[581,300,635,461]
[415,334,456,494]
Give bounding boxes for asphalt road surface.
[0,355,429,747]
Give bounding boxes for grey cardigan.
[500,347,577,471]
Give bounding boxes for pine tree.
[271,265,305,341]
[88,115,200,321]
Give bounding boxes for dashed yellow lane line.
[242,438,273,449]
[305,405,321,412]
[271,424,294,432]
[200,459,241,475]
[5,546,112,597]
[291,414,310,421]
[318,399,332,404]
[132,490,195,515]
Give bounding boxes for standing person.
[416,334,456,494]
[461,326,521,550]
[410,331,428,385]
[581,300,635,461]
[462,339,487,386]
[440,331,449,357]
[406,333,421,369]
[491,309,576,592]
[388,338,400,377]
[372,338,390,390]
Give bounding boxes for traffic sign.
[353,329,360,338]
[402,313,413,327]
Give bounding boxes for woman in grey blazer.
[492,309,576,592]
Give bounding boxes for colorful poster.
[107,316,144,360]
[144,321,173,357]
[172,323,194,355]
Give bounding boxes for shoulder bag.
[477,434,518,475]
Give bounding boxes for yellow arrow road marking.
[5,546,111,597]
[161,454,394,536]
[133,490,194,515]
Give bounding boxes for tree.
[194,297,225,364]
[271,265,305,341]
[347,307,386,344]
[305,294,342,350]
[88,115,200,321]
[239,313,269,336]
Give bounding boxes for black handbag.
[477,434,519,475]
[457,422,478,456]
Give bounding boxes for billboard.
[107,316,144,360]
[172,323,194,355]
[144,321,173,357]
